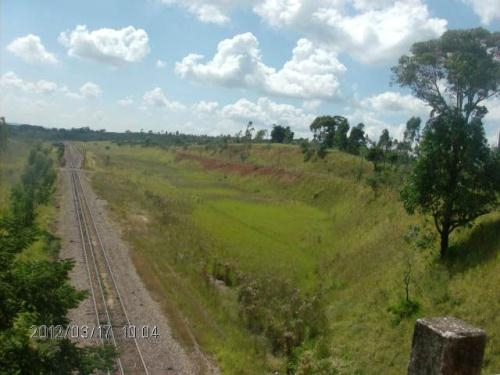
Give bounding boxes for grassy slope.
[80,142,500,374]
[0,138,61,262]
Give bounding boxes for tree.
[334,118,350,151]
[254,129,267,142]
[347,123,366,155]
[309,116,335,147]
[401,113,499,258]
[394,28,500,257]
[392,28,500,122]
[0,117,7,152]
[270,124,294,144]
[377,129,392,153]
[401,117,421,154]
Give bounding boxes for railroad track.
[67,144,149,375]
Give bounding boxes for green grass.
[0,139,32,211]
[79,141,500,374]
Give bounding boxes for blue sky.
[1,0,499,143]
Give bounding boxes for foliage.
[395,28,500,257]
[271,124,294,144]
[0,117,7,153]
[392,27,500,121]
[401,113,499,257]
[0,143,115,373]
[387,299,420,325]
[347,123,366,155]
[237,275,327,356]
[82,142,500,374]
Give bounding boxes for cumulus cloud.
[162,0,447,64]
[0,71,59,94]
[255,0,447,63]
[193,100,219,113]
[219,97,316,134]
[142,87,186,111]
[462,0,500,24]
[79,82,102,99]
[6,34,58,65]
[117,97,134,106]
[157,0,251,24]
[0,71,102,101]
[156,59,166,68]
[361,91,429,117]
[176,32,345,99]
[58,25,150,66]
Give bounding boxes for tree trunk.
[440,229,449,258]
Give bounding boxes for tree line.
[0,144,114,373]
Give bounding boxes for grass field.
[79,141,500,374]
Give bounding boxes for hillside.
[79,141,500,374]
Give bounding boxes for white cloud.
[176,33,345,99]
[161,1,447,63]
[0,71,102,102]
[156,59,167,68]
[157,0,449,64]
[483,96,500,146]
[117,97,134,106]
[193,100,219,113]
[463,0,500,24]
[303,99,322,111]
[219,97,316,134]
[58,25,150,66]
[6,34,58,65]
[361,91,429,117]
[158,0,249,24]
[79,82,102,99]
[142,87,186,111]
[255,0,447,63]
[0,71,59,94]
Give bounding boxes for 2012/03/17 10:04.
[30,324,159,340]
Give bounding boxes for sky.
[1,0,499,144]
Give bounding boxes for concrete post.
[408,317,486,375]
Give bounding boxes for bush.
[237,276,327,356]
[387,298,420,325]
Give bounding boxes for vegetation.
[394,28,500,257]
[78,140,500,374]
[0,142,115,374]
[3,26,499,374]
[270,124,294,144]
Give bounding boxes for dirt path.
[57,147,218,374]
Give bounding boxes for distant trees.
[395,28,500,257]
[402,117,421,154]
[308,116,371,158]
[309,115,344,149]
[254,129,267,142]
[270,124,294,144]
[347,123,366,155]
[0,117,7,152]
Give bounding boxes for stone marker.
[408,317,486,375]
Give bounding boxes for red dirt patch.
[175,152,299,183]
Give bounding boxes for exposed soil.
[57,149,219,374]
[175,151,299,183]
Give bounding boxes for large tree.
[392,28,500,121]
[401,114,498,257]
[394,28,500,257]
